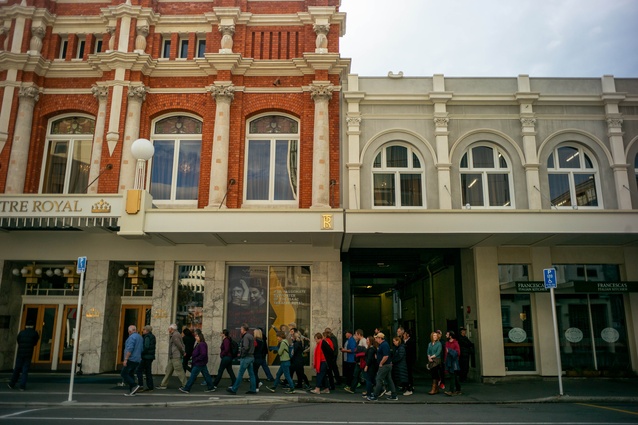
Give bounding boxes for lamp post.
[131,138,154,190]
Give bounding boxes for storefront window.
[227,265,311,365]
[176,265,205,331]
[553,264,628,373]
[499,265,535,371]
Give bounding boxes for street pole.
[549,286,563,396]
[67,262,86,402]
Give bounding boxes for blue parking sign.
[543,268,557,288]
[77,256,87,273]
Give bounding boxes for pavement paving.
[1,372,637,408]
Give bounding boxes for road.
[1,402,638,424]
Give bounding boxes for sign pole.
[67,256,87,403]
[549,286,563,396]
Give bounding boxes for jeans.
[253,357,271,385]
[212,356,236,387]
[121,360,140,391]
[373,364,396,396]
[231,356,256,393]
[365,368,377,395]
[315,361,328,389]
[291,362,309,387]
[160,357,187,387]
[350,362,364,390]
[183,364,214,391]
[136,358,154,390]
[9,355,32,390]
[271,360,294,389]
[447,370,461,392]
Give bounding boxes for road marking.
[577,403,638,416]
[0,409,43,419]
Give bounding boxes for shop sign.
[573,281,638,293]
[515,281,549,293]
[0,196,121,217]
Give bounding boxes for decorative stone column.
[607,116,632,209]
[345,115,362,210]
[6,85,39,194]
[313,24,329,53]
[207,83,235,208]
[119,85,147,192]
[520,116,542,209]
[134,25,148,53]
[219,25,235,53]
[310,82,333,209]
[106,26,116,52]
[28,25,45,55]
[87,84,109,194]
[0,26,8,51]
[433,116,452,209]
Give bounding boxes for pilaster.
[6,84,39,194]
[207,82,235,209]
[310,82,333,209]
[88,84,109,194]
[119,84,147,193]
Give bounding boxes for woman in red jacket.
[309,333,330,394]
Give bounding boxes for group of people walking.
[119,321,473,400]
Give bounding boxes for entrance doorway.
[117,305,151,366]
[21,305,57,368]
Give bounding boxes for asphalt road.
[1,402,638,424]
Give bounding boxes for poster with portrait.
[226,265,310,365]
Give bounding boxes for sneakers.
[258,381,263,388]
[156,386,167,390]
[444,391,454,396]
[266,386,276,393]
[386,394,398,401]
[453,391,462,396]
[124,392,136,397]
[379,389,386,397]
[285,388,296,394]
[226,387,237,395]
[343,386,354,394]
[204,386,217,392]
[178,387,189,394]
[365,395,377,401]
[320,388,330,394]
[130,385,141,396]
[403,390,413,396]
[308,388,321,394]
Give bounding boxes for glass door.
[58,305,78,365]
[21,305,58,366]
[116,305,151,366]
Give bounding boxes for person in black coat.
[402,328,417,395]
[391,336,408,393]
[182,327,195,372]
[8,320,40,391]
[136,325,157,391]
[458,327,475,382]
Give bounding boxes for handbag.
[426,357,441,370]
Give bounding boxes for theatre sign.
[0,195,123,229]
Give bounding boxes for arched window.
[547,145,601,208]
[40,115,95,194]
[372,143,424,208]
[460,144,513,207]
[245,115,299,204]
[149,115,202,203]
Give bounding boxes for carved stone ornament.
[310,83,334,102]
[209,84,235,102]
[135,26,149,51]
[91,84,109,101]
[433,117,449,127]
[106,26,116,51]
[346,116,362,126]
[313,23,330,52]
[219,25,235,52]
[19,86,40,103]
[607,118,623,128]
[0,27,8,51]
[520,117,536,127]
[29,26,46,53]
[128,85,148,102]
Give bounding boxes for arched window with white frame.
[372,143,425,208]
[149,115,202,205]
[547,144,601,208]
[460,144,513,208]
[40,115,95,194]
[244,114,299,205]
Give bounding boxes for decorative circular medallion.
[601,327,619,343]
[565,327,583,343]
[508,327,527,343]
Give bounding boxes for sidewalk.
[1,373,637,408]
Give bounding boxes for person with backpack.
[265,331,296,394]
[210,329,236,390]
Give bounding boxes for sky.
[339,0,638,78]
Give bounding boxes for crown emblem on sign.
[91,199,111,213]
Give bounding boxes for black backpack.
[230,338,239,357]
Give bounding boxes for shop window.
[175,265,205,332]
[41,116,95,194]
[245,115,299,204]
[149,115,202,204]
[460,144,513,208]
[59,36,68,59]
[372,143,424,208]
[94,37,103,54]
[226,265,310,365]
[547,145,601,208]
[499,264,535,372]
[76,38,85,59]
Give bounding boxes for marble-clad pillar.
[87,84,109,194]
[150,260,176,375]
[310,261,342,372]
[6,85,39,194]
[207,83,235,208]
[310,82,333,209]
[119,85,147,192]
[203,261,227,371]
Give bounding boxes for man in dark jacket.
[8,320,40,391]
[136,325,156,391]
[324,327,342,385]
[458,327,475,382]
[227,323,257,394]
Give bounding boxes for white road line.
[0,409,44,419]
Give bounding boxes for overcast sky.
[339,0,638,78]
